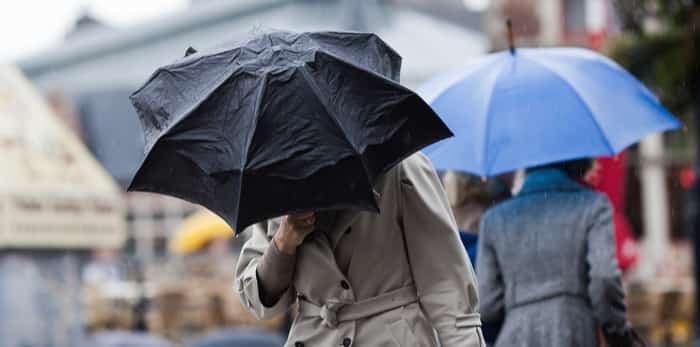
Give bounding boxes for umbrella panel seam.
[298,65,376,187]
[480,56,510,175]
[519,54,615,154]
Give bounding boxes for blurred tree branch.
[609,0,699,119]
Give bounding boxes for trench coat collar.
[325,177,384,250]
[518,169,585,196]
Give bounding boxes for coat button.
[342,337,352,346]
[295,342,304,347]
[340,280,350,290]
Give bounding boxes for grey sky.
[0,0,188,63]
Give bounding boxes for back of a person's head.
[526,158,594,181]
[442,171,510,208]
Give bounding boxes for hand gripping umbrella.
[129,30,451,231]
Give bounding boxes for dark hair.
[527,158,594,180]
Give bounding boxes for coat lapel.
[328,211,359,248]
[326,181,383,250]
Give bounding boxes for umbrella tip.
[506,18,515,55]
[185,46,198,57]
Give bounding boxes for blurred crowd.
[78,210,289,347]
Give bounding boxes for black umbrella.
[129,30,451,231]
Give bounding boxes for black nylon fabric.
[129,30,452,231]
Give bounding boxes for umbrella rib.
[134,64,241,155]
[236,73,269,225]
[480,59,509,175]
[242,73,269,170]
[299,65,377,183]
[318,50,414,93]
[298,65,359,153]
[520,55,615,154]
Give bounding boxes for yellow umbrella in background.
[170,210,234,255]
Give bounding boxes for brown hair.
[442,171,510,208]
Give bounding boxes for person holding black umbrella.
[128,30,484,347]
[235,152,483,347]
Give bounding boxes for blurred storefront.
[0,65,126,346]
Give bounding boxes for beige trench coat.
[235,153,484,347]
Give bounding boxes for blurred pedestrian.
[82,248,122,285]
[442,171,513,264]
[82,287,173,347]
[236,153,484,347]
[147,210,286,343]
[477,159,642,347]
[442,171,512,345]
[584,153,639,273]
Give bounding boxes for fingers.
[289,212,315,220]
[286,212,316,232]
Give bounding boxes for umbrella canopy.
[170,210,234,255]
[129,30,451,231]
[419,47,681,176]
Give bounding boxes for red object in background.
[586,152,639,272]
[581,2,637,272]
[587,32,606,52]
[680,167,696,190]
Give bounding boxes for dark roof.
[20,0,289,78]
[65,13,109,39]
[76,89,144,187]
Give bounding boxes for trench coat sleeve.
[476,214,505,323]
[399,153,485,347]
[234,221,295,320]
[586,196,628,330]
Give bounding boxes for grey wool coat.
[477,169,628,347]
[235,153,485,347]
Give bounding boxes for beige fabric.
[236,153,484,347]
[298,284,419,328]
[257,239,297,306]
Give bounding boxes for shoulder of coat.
[405,151,431,167]
[399,151,437,178]
[585,190,613,214]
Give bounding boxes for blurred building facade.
[0,65,126,347]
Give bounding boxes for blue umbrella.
[418,47,681,176]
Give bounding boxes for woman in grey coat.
[477,159,638,347]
